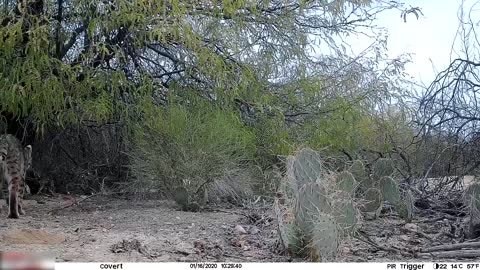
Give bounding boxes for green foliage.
[254,114,294,166]
[303,98,376,153]
[130,97,256,203]
[0,10,139,129]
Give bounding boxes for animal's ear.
[24,145,32,159]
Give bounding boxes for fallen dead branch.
[48,193,100,214]
[417,250,480,259]
[354,231,413,256]
[421,241,480,253]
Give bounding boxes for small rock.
[157,254,171,261]
[175,242,195,255]
[405,223,419,231]
[400,235,410,241]
[178,256,189,262]
[235,225,247,234]
[249,226,260,235]
[230,238,242,247]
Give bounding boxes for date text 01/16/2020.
[189,263,243,269]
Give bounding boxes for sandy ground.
[0,195,288,262]
[0,195,473,262]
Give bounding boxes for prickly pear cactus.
[309,213,339,262]
[380,176,413,221]
[373,158,394,180]
[295,182,331,235]
[397,188,414,222]
[380,176,401,205]
[359,188,383,220]
[332,199,358,236]
[282,148,361,260]
[288,148,323,192]
[284,221,305,256]
[350,160,368,182]
[336,171,357,195]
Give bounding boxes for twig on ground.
[417,250,480,259]
[421,241,480,253]
[48,193,99,214]
[354,231,413,256]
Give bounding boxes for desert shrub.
[129,97,256,202]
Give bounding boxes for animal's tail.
[8,185,19,219]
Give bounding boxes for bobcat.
[0,134,32,218]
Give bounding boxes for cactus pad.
[373,158,394,179]
[309,213,339,262]
[295,182,331,235]
[397,188,414,222]
[359,187,383,219]
[349,160,368,183]
[288,148,323,192]
[380,176,401,204]
[336,171,357,195]
[332,199,358,235]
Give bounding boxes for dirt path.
[0,195,288,262]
